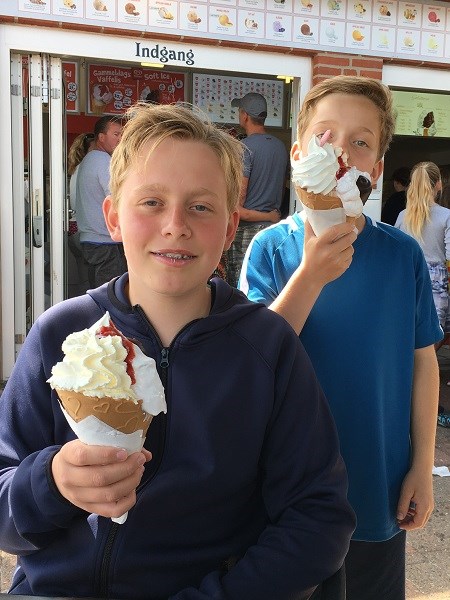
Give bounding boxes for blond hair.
[403,162,441,240]
[297,76,395,160]
[109,103,244,212]
[67,133,94,176]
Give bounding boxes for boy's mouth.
[152,251,195,261]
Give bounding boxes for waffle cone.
[297,187,342,211]
[56,389,152,435]
[296,187,356,227]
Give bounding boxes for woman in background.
[67,132,94,296]
[395,162,450,428]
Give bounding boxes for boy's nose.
[161,207,191,238]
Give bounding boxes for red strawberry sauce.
[98,321,136,384]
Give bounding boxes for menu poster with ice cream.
[238,10,265,37]
[396,27,420,53]
[267,0,293,13]
[320,19,346,46]
[373,0,397,25]
[209,6,237,34]
[421,5,444,31]
[421,31,444,56]
[370,26,396,51]
[347,0,372,23]
[398,2,422,28]
[294,0,320,18]
[179,3,208,32]
[346,22,370,49]
[52,0,83,18]
[320,0,346,21]
[392,90,450,138]
[149,0,178,28]
[85,0,116,21]
[266,13,292,40]
[293,16,320,44]
[238,0,265,8]
[117,0,148,25]
[192,73,284,128]
[18,0,50,14]
[63,61,79,113]
[87,64,185,115]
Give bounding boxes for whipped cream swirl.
[291,134,341,195]
[48,313,166,415]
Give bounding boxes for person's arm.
[269,220,356,333]
[396,344,439,530]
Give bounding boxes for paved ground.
[0,351,449,597]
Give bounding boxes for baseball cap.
[231,92,267,118]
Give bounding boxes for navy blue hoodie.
[0,275,355,599]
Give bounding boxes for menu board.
[392,89,450,137]
[193,74,285,128]
[63,61,80,114]
[9,0,450,65]
[87,64,185,115]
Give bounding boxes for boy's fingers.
[60,440,128,466]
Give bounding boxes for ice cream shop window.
[87,63,186,116]
[391,89,450,139]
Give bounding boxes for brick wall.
[312,54,383,85]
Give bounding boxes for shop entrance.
[10,53,66,353]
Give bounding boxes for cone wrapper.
[56,389,153,524]
[296,187,356,236]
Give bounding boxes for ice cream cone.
[56,389,152,435]
[297,187,343,211]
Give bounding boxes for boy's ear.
[223,209,240,252]
[103,196,122,242]
[371,159,384,186]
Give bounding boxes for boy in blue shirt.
[240,76,442,600]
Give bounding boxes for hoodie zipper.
[97,313,186,598]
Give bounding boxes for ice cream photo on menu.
[47,311,166,523]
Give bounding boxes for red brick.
[351,57,383,69]
[360,70,383,79]
[313,65,343,76]
[314,54,351,67]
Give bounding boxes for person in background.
[0,102,355,600]
[438,183,450,209]
[381,166,410,225]
[67,133,95,295]
[226,92,288,287]
[395,161,450,427]
[76,115,125,288]
[240,76,442,600]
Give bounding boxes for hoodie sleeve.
[0,319,85,555]
[170,329,356,600]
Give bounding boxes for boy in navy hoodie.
[0,103,355,600]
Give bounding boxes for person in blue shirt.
[240,76,442,600]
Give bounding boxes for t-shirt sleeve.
[239,237,278,306]
[98,154,111,197]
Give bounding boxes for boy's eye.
[192,204,210,212]
[144,199,159,207]
[355,140,368,148]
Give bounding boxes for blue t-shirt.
[240,213,442,541]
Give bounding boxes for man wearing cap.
[227,92,289,287]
